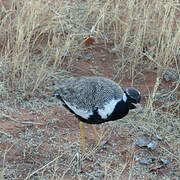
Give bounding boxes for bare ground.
[1,51,179,179]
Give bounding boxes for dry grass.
[0,0,179,179]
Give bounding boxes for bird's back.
[55,77,124,112]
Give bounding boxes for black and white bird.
[53,76,142,155]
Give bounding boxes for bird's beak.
[132,103,142,110]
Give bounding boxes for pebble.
[155,135,163,141]
[138,126,151,135]
[164,69,177,82]
[84,52,94,61]
[139,157,153,165]
[3,169,16,179]
[136,137,150,147]
[136,137,158,150]
[164,74,170,82]
[147,141,158,150]
[160,158,170,165]
[101,140,108,149]
[167,125,173,132]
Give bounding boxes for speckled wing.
[55,77,124,119]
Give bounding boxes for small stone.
[3,169,16,179]
[164,69,178,82]
[164,74,170,82]
[160,158,170,165]
[147,141,158,150]
[169,69,177,80]
[63,50,71,57]
[136,137,150,147]
[155,135,163,140]
[167,125,173,132]
[138,126,150,135]
[139,157,153,165]
[101,140,108,149]
[84,52,94,61]
[135,156,140,161]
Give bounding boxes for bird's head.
[123,87,142,110]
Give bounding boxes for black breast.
[76,100,129,124]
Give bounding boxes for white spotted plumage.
[54,77,124,112]
[64,100,93,119]
[54,76,141,123]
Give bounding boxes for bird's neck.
[107,99,129,121]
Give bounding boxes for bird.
[53,76,142,155]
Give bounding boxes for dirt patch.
[1,54,179,179]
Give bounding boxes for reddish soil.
[1,46,178,179]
